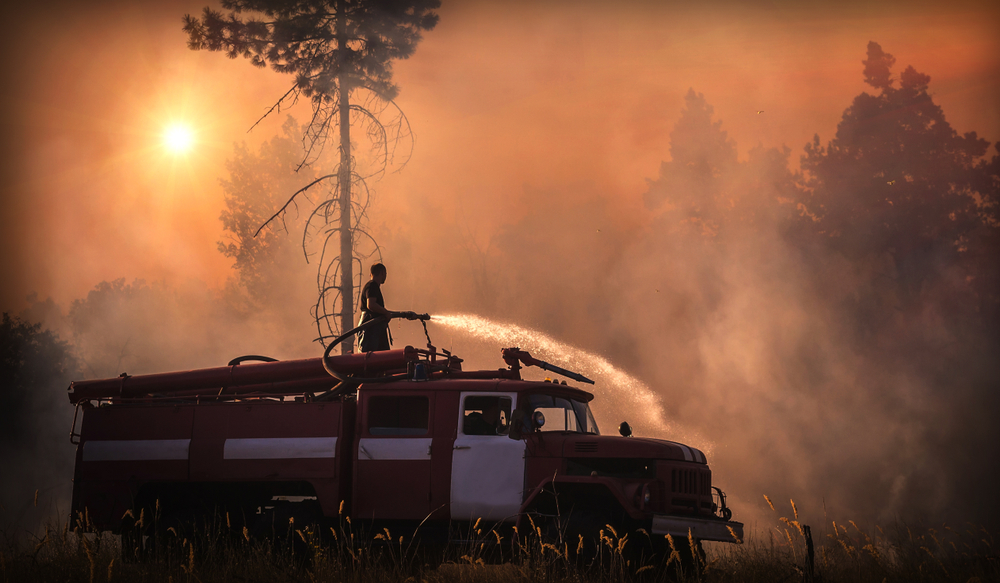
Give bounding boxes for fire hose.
[321,311,430,386]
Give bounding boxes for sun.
[163,124,194,153]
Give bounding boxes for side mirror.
[619,421,633,438]
[508,409,525,440]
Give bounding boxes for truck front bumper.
[651,514,743,544]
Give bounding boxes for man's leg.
[375,326,391,351]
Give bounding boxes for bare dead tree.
[251,87,414,348]
[185,0,440,353]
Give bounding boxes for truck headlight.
[642,484,651,507]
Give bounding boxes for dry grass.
[704,498,998,583]
[1,498,996,583]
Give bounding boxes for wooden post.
[804,524,815,581]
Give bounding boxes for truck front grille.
[671,468,711,495]
[566,458,655,479]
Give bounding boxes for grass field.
[1,497,996,583]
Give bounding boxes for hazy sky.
[1,0,997,311]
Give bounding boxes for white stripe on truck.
[358,437,432,460]
[224,437,338,459]
[677,443,693,462]
[82,439,191,461]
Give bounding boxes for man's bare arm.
[364,295,394,317]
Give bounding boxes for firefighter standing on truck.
[357,263,393,352]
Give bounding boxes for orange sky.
[1,0,998,310]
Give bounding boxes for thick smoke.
[397,190,1000,531]
[379,81,999,532]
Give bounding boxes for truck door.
[450,391,525,522]
[354,392,433,520]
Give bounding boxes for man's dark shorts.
[358,325,390,352]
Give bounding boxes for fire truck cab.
[68,344,742,553]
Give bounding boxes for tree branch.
[254,173,337,238]
[249,85,300,134]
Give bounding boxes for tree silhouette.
[0,314,79,532]
[796,41,998,315]
[0,314,78,442]
[644,89,738,237]
[218,117,316,302]
[184,0,440,352]
[644,88,797,238]
[68,279,158,378]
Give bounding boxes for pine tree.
[797,41,998,314]
[185,0,440,352]
[644,88,797,238]
[217,117,316,302]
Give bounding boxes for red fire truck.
[68,317,742,563]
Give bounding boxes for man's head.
[482,402,501,426]
[371,263,387,284]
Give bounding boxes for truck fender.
[516,476,557,530]
[515,475,636,530]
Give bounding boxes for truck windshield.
[527,394,600,434]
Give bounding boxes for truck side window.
[462,396,511,436]
[368,396,429,436]
[528,394,592,432]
